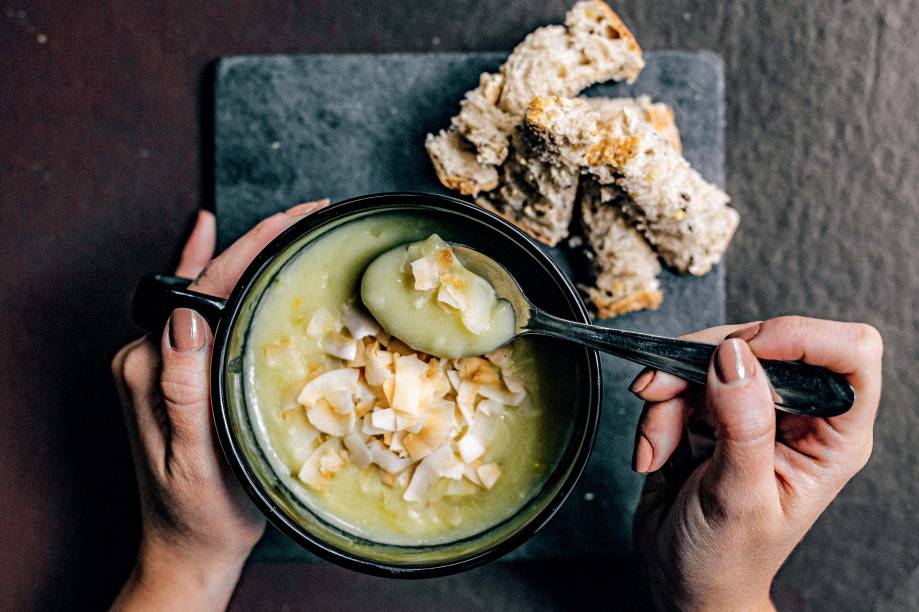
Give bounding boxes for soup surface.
[244,213,568,545]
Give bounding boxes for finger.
[175,210,217,278]
[113,338,167,464]
[286,198,330,216]
[633,396,693,473]
[189,203,324,298]
[701,338,778,513]
[630,323,761,402]
[735,316,883,433]
[160,308,216,466]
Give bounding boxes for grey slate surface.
[213,51,725,561]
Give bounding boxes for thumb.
[702,338,777,510]
[160,308,216,457]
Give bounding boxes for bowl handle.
[132,273,227,333]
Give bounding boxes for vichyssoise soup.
[244,214,568,545]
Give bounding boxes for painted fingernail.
[286,198,331,216]
[715,338,755,383]
[629,369,655,394]
[168,308,205,352]
[726,322,762,342]
[633,434,653,473]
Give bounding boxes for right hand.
[628,317,883,611]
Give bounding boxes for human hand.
[111,200,328,611]
[629,316,883,611]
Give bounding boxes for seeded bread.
[580,179,663,316]
[426,0,644,196]
[478,96,683,247]
[525,95,739,275]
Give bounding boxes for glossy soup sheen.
[244,213,569,546]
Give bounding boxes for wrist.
[112,537,248,612]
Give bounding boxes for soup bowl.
[133,192,601,577]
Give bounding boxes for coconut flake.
[307,399,355,436]
[442,456,465,480]
[457,381,479,404]
[264,338,306,377]
[298,368,360,406]
[392,354,426,415]
[298,437,344,491]
[476,398,504,416]
[361,414,387,436]
[476,463,502,489]
[341,303,381,339]
[307,307,340,338]
[502,369,525,394]
[369,440,411,474]
[365,344,393,386]
[410,255,440,291]
[447,478,479,496]
[403,445,454,502]
[326,389,355,414]
[371,407,397,432]
[456,433,486,463]
[403,433,435,462]
[446,369,461,392]
[479,383,526,407]
[343,433,372,470]
[469,411,498,443]
[485,345,513,368]
[321,331,358,361]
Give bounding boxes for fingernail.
[633,435,653,473]
[629,369,655,394]
[168,308,205,352]
[715,338,755,383]
[727,322,762,342]
[286,198,330,216]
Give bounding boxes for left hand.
[111,200,328,611]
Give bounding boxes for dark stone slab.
[213,50,725,562]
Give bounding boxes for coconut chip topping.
[269,302,529,503]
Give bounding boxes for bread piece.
[476,131,579,246]
[525,95,739,275]
[580,179,662,316]
[582,95,682,153]
[426,0,644,195]
[425,129,499,195]
[479,95,682,247]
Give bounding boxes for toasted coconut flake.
[298,368,360,406]
[342,303,381,339]
[319,449,348,477]
[442,457,465,480]
[346,339,367,368]
[343,433,373,470]
[477,398,505,416]
[284,410,321,464]
[436,283,464,311]
[476,463,502,489]
[479,383,526,406]
[457,433,486,463]
[307,307,339,338]
[326,389,355,414]
[381,377,396,406]
[457,381,480,404]
[469,412,498,443]
[457,401,475,425]
[446,369,461,392]
[395,466,412,489]
[502,369,525,393]
[365,344,393,386]
[472,365,501,385]
[403,445,454,501]
[484,346,513,368]
[403,433,435,462]
[321,331,358,361]
[389,430,406,454]
[387,338,415,356]
[307,399,355,436]
[447,478,479,496]
[354,399,375,418]
[298,437,344,491]
[369,440,412,474]
[361,414,387,436]
[463,463,483,486]
[410,255,440,291]
[373,329,392,347]
[395,412,419,431]
[371,408,397,432]
[393,354,426,415]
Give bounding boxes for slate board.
[213,51,725,562]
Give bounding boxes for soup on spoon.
[361,235,516,359]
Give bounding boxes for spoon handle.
[526,308,854,417]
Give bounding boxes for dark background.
[1,1,916,610]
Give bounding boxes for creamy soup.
[244,213,568,546]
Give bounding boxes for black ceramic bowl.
[134,192,601,577]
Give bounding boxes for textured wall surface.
[1,1,916,610]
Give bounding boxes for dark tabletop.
[1,2,917,611]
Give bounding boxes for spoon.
[449,244,855,418]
